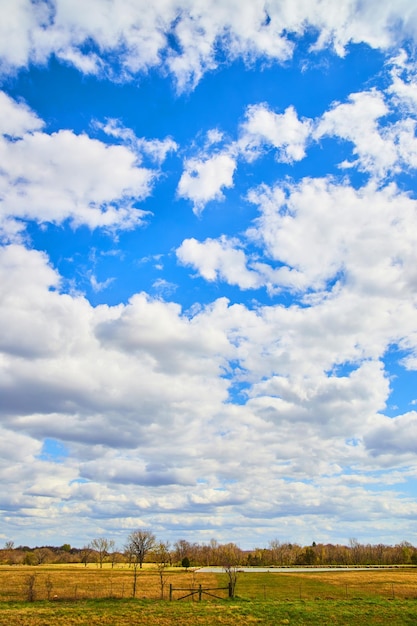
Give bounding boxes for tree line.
[2,536,417,568]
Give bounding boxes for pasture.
[0,565,416,624]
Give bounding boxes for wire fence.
[235,575,417,602]
[1,568,416,603]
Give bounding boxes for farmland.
[0,565,417,624]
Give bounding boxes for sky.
[2,0,417,551]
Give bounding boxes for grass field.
[236,568,417,601]
[0,598,417,625]
[0,564,218,601]
[0,566,416,624]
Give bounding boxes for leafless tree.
[125,529,156,598]
[33,547,53,565]
[91,538,111,568]
[221,543,241,598]
[173,539,192,565]
[154,541,170,599]
[80,544,94,567]
[126,529,155,569]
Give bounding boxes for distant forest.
[2,537,417,567]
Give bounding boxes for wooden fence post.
[198,584,202,601]
[169,584,173,601]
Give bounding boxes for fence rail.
[169,583,232,601]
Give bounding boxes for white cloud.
[3,0,417,547]
[247,360,389,437]
[239,104,312,163]
[0,129,152,236]
[177,65,417,215]
[0,91,43,136]
[3,1,417,88]
[177,152,237,214]
[176,174,417,417]
[176,104,312,213]
[177,236,262,288]
[89,274,115,293]
[364,412,417,456]
[315,89,396,176]
[315,86,417,177]
[98,118,178,164]
[1,242,405,544]
[0,94,162,239]
[388,50,417,113]
[152,278,177,298]
[246,177,417,295]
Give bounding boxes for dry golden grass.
[294,568,417,599]
[1,568,417,625]
[1,565,416,604]
[0,565,221,602]
[236,568,417,601]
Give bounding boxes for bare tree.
[91,538,111,569]
[126,529,155,570]
[80,544,94,567]
[125,529,156,598]
[173,539,192,565]
[221,543,241,598]
[33,547,53,565]
[154,541,170,599]
[107,541,120,568]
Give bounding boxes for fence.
[234,575,417,602]
[0,579,130,602]
[169,582,232,601]
[0,567,416,603]
[0,567,222,602]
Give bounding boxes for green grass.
[231,569,417,602]
[0,598,416,625]
[1,566,417,624]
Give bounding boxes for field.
[0,565,416,624]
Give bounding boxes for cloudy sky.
[2,0,417,550]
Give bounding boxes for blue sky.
[2,0,417,550]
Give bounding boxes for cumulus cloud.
[3,0,417,547]
[176,236,262,288]
[0,242,405,542]
[315,84,417,177]
[0,93,164,240]
[364,412,417,456]
[179,172,417,304]
[177,152,237,213]
[0,91,44,136]
[239,104,312,163]
[315,90,394,175]
[2,0,417,88]
[177,60,417,213]
[177,104,312,213]
[388,49,417,113]
[246,177,417,295]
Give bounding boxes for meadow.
[0,565,417,624]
